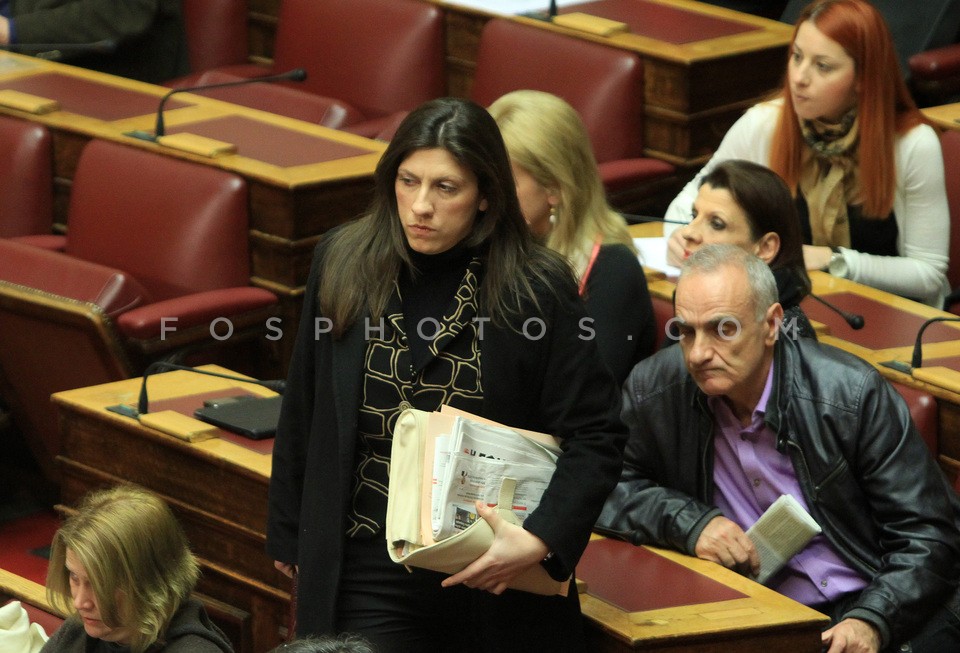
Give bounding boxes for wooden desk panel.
[922,102,960,132]
[578,538,827,652]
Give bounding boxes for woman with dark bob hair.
[267,97,626,652]
[42,485,232,653]
[676,159,815,338]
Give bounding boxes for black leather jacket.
[596,335,960,646]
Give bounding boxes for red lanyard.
[578,235,603,297]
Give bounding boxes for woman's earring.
[549,206,557,226]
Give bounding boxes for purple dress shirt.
[710,363,867,605]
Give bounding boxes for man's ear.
[765,302,784,344]
[754,232,781,264]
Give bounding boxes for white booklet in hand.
[746,494,821,584]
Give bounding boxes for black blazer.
[267,239,627,636]
[11,0,188,83]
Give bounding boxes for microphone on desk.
[910,316,960,369]
[808,293,865,330]
[136,361,286,415]
[525,0,558,21]
[126,68,308,142]
[621,213,694,226]
[1,39,117,60]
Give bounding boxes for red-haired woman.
[665,0,950,308]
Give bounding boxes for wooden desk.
[50,369,827,652]
[0,53,386,364]
[922,102,960,132]
[578,538,828,652]
[51,367,285,653]
[244,0,791,169]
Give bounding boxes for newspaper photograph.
[431,417,558,541]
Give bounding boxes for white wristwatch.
[827,248,849,278]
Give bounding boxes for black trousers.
[813,592,960,653]
[335,537,585,653]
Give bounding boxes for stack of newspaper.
[430,417,560,541]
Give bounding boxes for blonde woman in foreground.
[42,485,232,653]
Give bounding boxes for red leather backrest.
[471,19,645,164]
[890,380,939,456]
[64,140,249,301]
[0,115,52,237]
[0,239,148,317]
[651,295,674,351]
[272,0,444,119]
[940,129,960,292]
[181,0,248,72]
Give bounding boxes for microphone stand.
[807,293,865,330]
[880,315,960,374]
[125,68,308,142]
[137,361,285,415]
[910,316,960,369]
[0,39,116,60]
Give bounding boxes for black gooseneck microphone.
[137,361,286,415]
[126,68,307,141]
[808,293,865,330]
[526,0,558,21]
[620,213,694,226]
[1,39,116,59]
[910,316,960,369]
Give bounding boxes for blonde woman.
[490,90,655,383]
[42,485,232,653]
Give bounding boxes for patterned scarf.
[798,108,860,248]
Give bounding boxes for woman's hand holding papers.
[440,500,549,595]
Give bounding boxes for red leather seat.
[174,0,445,136]
[470,19,676,212]
[181,0,248,74]
[0,140,277,482]
[890,380,939,457]
[0,115,52,238]
[909,43,960,106]
[939,129,960,314]
[651,295,674,352]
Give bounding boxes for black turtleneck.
[398,243,474,370]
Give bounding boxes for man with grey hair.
[597,244,960,653]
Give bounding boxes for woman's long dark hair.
[318,97,571,337]
[700,160,811,299]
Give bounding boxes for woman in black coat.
[267,97,626,653]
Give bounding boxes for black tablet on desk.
[194,395,282,440]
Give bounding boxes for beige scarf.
[798,109,860,248]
